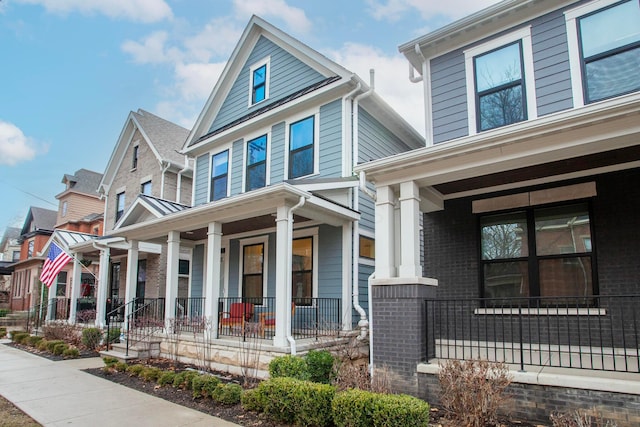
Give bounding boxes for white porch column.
[124,240,139,331]
[165,231,180,328]
[398,181,422,278]
[95,247,110,328]
[375,185,397,278]
[46,280,58,321]
[342,221,353,331]
[274,204,292,348]
[68,254,82,324]
[205,222,222,338]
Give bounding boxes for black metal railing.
[217,297,341,341]
[105,298,126,350]
[125,298,165,356]
[26,302,48,334]
[52,298,70,320]
[425,295,640,372]
[173,297,206,333]
[75,297,96,324]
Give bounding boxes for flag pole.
[38,279,44,330]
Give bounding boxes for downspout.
[287,196,306,355]
[176,155,189,203]
[351,72,375,340]
[411,43,432,146]
[160,160,171,199]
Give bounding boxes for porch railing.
[105,298,126,350]
[173,297,206,333]
[217,297,341,341]
[425,295,640,373]
[75,297,96,324]
[126,297,165,356]
[52,298,70,320]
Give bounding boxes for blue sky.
[0,0,498,231]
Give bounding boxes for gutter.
[287,196,306,355]
[160,161,171,199]
[176,155,190,203]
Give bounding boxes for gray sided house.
[356,0,640,425]
[104,14,423,363]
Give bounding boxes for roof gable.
[59,168,103,198]
[20,207,57,236]
[114,194,190,229]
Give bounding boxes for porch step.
[100,338,162,361]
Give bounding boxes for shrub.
[191,374,221,398]
[46,339,65,352]
[0,309,9,317]
[140,367,162,382]
[102,356,119,367]
[550,409,618,427]
[332,389,430,427]
[37,339,49,351]
[172,371,199,390]
[42,323,81,346]
[81,328,102,351]
[241,388,264,412]
[438,359,512,427]
[63,347,80,359]
[332,389,377,427]
[305,350,336,384]
[114,362,128,372]
[157,371,177,387]
[11,332,29,344]
[52,342,68,355]
[211,383,242,405]
[256,377,336,426]
[127,364,145,377]
[105,328,121,344]
[268,354,309,381]
[0,327,7,337]
[26,335,44,347]
[76,309,96,324]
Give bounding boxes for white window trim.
[565,0,627,108]
[293,227,319,300]
[238,235,269,300]
[241,129,271,192]
[208,143,233,202]
[464,26,537,136]
[248,56,270,107]
[283,109,320,180]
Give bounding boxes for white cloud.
[183,18,242,62]
[232,0,312,34]
[174,62,227,102]
[367,0,499,22]
[14,0,172,23]
[328,43,425,136]
[122,31,179,64]
[0,121,39,165]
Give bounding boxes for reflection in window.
[242,243,264,302]
[480,203,594,302]
[289,116,314,179]
[116,192,125,222]
[474,42,526,131]
[252,64,267,104]
[578,0,640,103]
[56,271,68,297]
[292,237,313,305]
[210,150,229,201]
[246,135,267,191]
[141,181,152,195]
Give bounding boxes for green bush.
[27,335,44,347]
[172,370,199,390]
[46,339,65,352]
[241,388,264,412]
[81,328,103,350]
[63,347,80,359]
[114,362,128,372]
[52,342,69,355]
[157,371,177,387]
[102,356,119,367]
[256,377,336,426]
[105,328,120,344]
[127,364,145,377]
[211,383,242,405]
[0,309,9,317]
[11,332,29,344]
[140,367,162,382]
[268,354,309,381]
[0,327,7,337]
[191,374,221,398]
[37,339,49,351]
[305,350,336,384]
[332,389,430,427]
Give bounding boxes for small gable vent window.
[249,58,270,105]
[132,145,139,170]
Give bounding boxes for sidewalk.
[0,340,241,427]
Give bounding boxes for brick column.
[371,278,437,396]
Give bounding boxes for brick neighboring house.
[356,0,640,425]
[10,207,56,311]
[0,227,20,307]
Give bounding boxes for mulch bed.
[5,342,100,361]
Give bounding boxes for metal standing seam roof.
[52,230,99,249]
[138,194,191,217]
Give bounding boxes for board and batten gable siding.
[194,154,209,206]
[318,99,343,178]
[270,122,286,184]
[531,7,573,116]
[430,50,468,144]
[209,36,326,134]
[191,244,204,299]
[230,139,244,196]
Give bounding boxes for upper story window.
[61,201,68,217]
[116,192,125,222]
[246,135,267,191]
[210,150,229,201]
[132,145,139,170]
[27,240,34,258]
[141,180,152,195]
[289,116,315,179]
[249,58,270,106]
[465,27,536,135]
[12,251,19,262]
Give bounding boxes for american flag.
[39,242,72,288]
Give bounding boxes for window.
[27,240,34,258]
[210,150,229,201]
[56,271,67,297]
[12,251,19,262]
[289,116,315,179]
[132,145,139,169]
[465,27,536,134]
[141,180,152,195]
[578,0,640,103]
[110,263,120,299]
[480,203,594,302]
[136,259,146,299]
[61,201,68,217]
[250,60,269,105]
[242,243,264,302]
[246,135,267,191]
[359,236,375,260]
[178,259,190,276]
[115,192,125,222]
[292,237,313,306]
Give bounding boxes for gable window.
[578,0,640,103]
[27,240,34,258]
[61,201,68,217]
[210,150,229,201]
[249,58,269,105]
[116,192,125,222]
[141,180,152,195]
[480,203,595,303]
[246,135,267,191]
[465,27,536,135]
[242,242,265,303]
[132,145,139,169]
[289,116,315,179]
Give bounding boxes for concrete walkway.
[0,340,241,427]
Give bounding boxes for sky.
[0,0,499,231]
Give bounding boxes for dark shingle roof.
[133,110,190,164]
[62,169,103,197]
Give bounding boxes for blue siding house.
[107,16,423,355]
